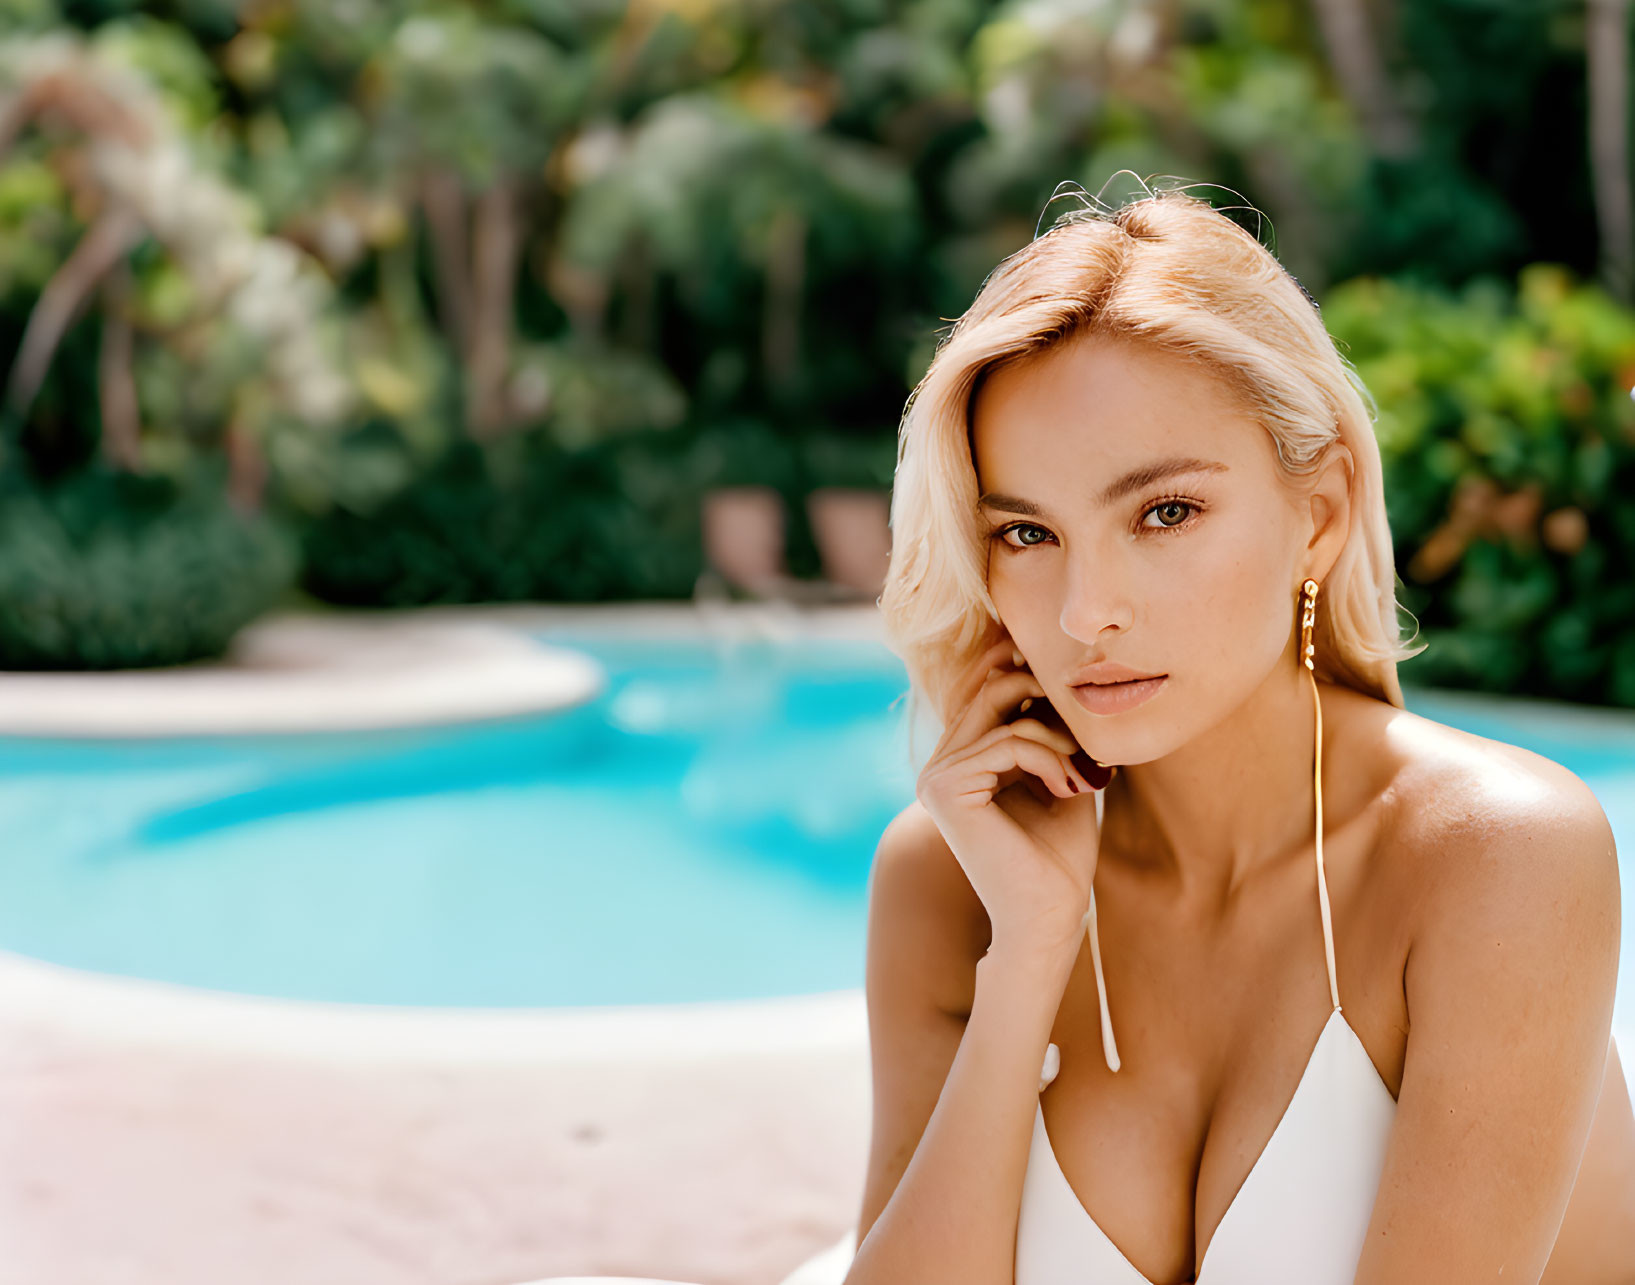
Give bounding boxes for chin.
[1066,714,1183,770]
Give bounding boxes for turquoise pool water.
[0,631,915,1006]
[0,630,1631,1038]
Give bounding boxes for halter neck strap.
[1073,671,1340,1084]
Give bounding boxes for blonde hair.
[879,181,1424,735]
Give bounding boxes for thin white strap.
[1307,665,1342,1013]
[1086,787,1121,1072]
[1040,790,1121,1094]
[1073,673,1337,1091]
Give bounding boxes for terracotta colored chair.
[699,484,890,604]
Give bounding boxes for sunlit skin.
[974,333,1343,895]
[963,329,1634,1283]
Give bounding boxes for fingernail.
[1067,777,1080,793]
[1012,648,1026,668]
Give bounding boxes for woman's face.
[969,331,1315,766]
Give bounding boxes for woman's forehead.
[971,335,1253,447]
[970,340,1269,490]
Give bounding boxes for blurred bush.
[1326,266,1635,704]
[0,468,296,669]
[301,432,702,605]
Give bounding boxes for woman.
[531,187,1635,1285]
[848,185,1635,1283]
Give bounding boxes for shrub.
[1325,265,1635,704]
[300,432,704,605]
[0,469,298,669]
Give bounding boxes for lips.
[1068,660,1165,686]
[1070,673,1167,715]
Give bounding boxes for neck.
[1102,651,1336,907]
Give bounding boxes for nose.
[1058,550,1133,644]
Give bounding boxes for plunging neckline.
[1033,1005,1394,1285]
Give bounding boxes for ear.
[1303,440,1354,581]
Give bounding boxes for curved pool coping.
[0,945,866,1065]
[0,612,606,736]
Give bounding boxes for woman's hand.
[915,629,1113,965]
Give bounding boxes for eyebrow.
[977,455,1230,516]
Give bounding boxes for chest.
[1019,1019,1399,1283]
[1022,830,1410,1282]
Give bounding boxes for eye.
[991,521,1055,550]
[1139,498,1202,533]
[990,499,1204,550]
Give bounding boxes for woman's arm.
[1353,769,1622,1283]
[845,806,1078,1285]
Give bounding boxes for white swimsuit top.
[1016,770,1398,1284]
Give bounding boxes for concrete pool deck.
[0,610,609,736]
[0,946,869,1285]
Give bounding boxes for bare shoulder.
[1340,701,1626,1280]
[867,799,990,1018]
[853,800,991,1244]
[1367,699,1621,991]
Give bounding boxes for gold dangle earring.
[1301,577,1342,1012]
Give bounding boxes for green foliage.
[300,433,703,606]
[363,9,585,184]
[0,154,73,299]
[1324,267,1635,704]
[91,14,221,132]
[0,469,298,669]
[0,0,61,35]
[798,424,897,492]
[685,416,801,492]
[510,339,689,451]
[1331,0,1596,285]
[1,0,1631,697]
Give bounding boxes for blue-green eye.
[991,498,1203,550]
[991,522,1054,550]
[1141,499,1201,532]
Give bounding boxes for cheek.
[1164,531,1292,665]
[986,553,1065,662]
[986,549,1034,619]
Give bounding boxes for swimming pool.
[0,629,916,1006]
[0,628,1631,1035]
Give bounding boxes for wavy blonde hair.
[879,183,1424,735]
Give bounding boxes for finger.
[956,730,1083,800]
[954,689,1052,761]
[952,638,1026,714]
[936,663,1034,753]
[1005,715,1082,759]
[943,723,1092,799]
[945,667,1045,750]
[994,722,1095,793]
